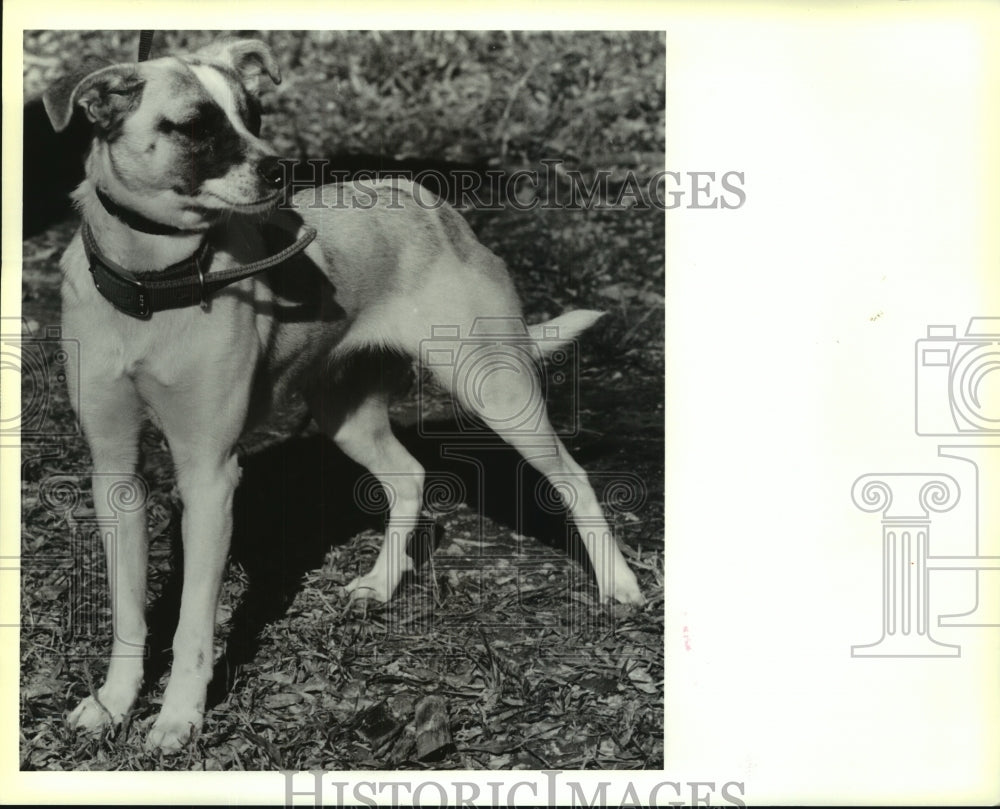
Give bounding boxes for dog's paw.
[344,556,413,604]
[146,706,202,753]
[602,568,646,606]
[344,571,396,604]
[612,582,646,606]
[68,693,125,733]
[68,682,136,733]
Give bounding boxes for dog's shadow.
[141,418,588,708]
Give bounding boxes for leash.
[81,222,318,319]
[137,30,154,62]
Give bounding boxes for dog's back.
[244,178,523,418]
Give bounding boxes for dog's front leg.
[68,382,149,733]
[146,451,240,752]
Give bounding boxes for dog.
[42,39,644,752]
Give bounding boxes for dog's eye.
[157,116,202,138]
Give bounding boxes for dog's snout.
[257,156,286,189]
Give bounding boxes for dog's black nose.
[257,156,286,189]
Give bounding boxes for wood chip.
[414,695,455,761]
[355,700,403,746]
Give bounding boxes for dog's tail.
[528,309,605,355]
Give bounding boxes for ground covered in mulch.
[18,30,665,772]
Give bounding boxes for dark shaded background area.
[23,30,664,236]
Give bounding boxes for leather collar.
[81,220,318,319]
[82,224,215,318]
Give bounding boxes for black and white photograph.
[16,28,666,771]
[4,2,999,806]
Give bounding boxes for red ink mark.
[683,625,692,651]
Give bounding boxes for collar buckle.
[87,256,153,319]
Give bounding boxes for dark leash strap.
[137,30,154,62]
[81,223,318,319]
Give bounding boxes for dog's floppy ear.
[43,61,145,133]
[197,39,282,95]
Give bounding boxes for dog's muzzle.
[257,156,286,191]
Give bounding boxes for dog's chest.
[64,274,258,392]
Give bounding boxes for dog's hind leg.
[511,427,645,605]
[68,380,150,733]
[428,342,644,605]
[306,386,424,603]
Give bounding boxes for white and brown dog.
[43,39,644,752]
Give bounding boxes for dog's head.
[43,39,285,230]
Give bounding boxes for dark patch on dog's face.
[243,94,263,137]
[182,60,264,135]
[150,64,267,195]
[212,63,264,136]
[155,99,248,195]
